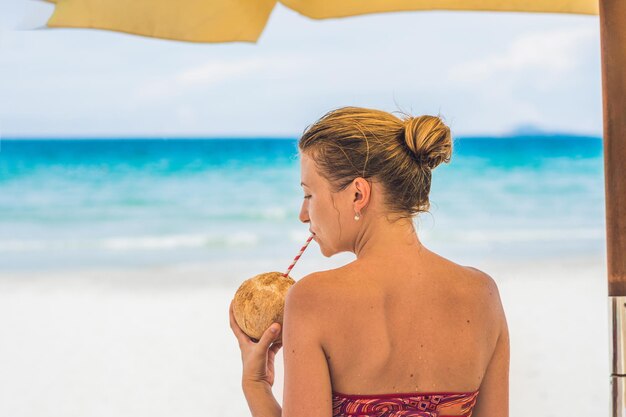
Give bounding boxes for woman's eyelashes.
[303,195,312,199]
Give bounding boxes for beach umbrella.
[43,0,626,415]
[44,0,598,43]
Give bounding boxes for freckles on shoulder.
[283,272,333,334]
[281,271,348,391]
[285,273,325,312]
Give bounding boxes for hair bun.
[402,115,452,170]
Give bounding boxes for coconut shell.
[232,271,295,342]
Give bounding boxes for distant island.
[457,123,601,140]
[507,123,551,136]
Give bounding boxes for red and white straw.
[283,233,315,277]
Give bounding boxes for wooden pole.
[599,0,626,296]
[601,0,626,414]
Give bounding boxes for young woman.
[229,106,509,417]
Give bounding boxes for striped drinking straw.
[283,233,315,277]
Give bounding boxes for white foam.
[0,232,262,253]
[224,231,258,246]
[260,206,288,220]
[0,227,603,255]
[102,234,208,250]
[451,228,604,243]
[288,229,311,243]
[0,240,47,252]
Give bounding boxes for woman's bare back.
[315,248,503,396]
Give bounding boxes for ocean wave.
[429,228,605,243]
[260,206,289,220]
[0,240,48,251]
[0,232,260,252]
[0,227,604,254]
[102,232,260,250]
[288,229,312,243]
[102,234,209,250]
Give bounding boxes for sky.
[0,1,602,138]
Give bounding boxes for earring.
[354,212,360,221]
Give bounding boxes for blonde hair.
[298,106,453,222]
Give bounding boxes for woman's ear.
[352,177,371,210]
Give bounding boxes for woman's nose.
[299,204,309,224]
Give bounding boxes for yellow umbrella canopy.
[280,0,599,19]
[45,0,598,43]
[45,0,278,43]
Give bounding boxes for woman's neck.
[353,216,425,261]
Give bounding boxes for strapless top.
[332,389,480,417]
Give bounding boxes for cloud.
[130,56,310,103]
[447,25,598,83]
[177,60,265,86]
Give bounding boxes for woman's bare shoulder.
[462,265,501,292]
[289,267,348,296]
[461,265,506,325]
[425,252,496,289]
[289,265,360,308]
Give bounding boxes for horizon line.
[0,132,603,141]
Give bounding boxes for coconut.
[232,271,295,342]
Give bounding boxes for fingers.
[269,342,283,356]
[229,299,252,346]
[258,323,281,349]
[229,299,281,351]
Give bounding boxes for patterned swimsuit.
[332,389,480,417]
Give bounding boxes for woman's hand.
[229,299,283,388]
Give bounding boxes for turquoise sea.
[0,136,605,272]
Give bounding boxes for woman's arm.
[243,381,282,417]
[471,277,510,417]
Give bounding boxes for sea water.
[0,136,605,272]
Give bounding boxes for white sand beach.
[0,254,609,417]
